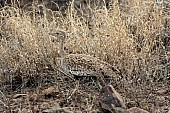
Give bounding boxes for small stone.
[127,107,149,113]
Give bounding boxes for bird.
[49,30,120,85]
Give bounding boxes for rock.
[128,107,149,113]
[99,85,128,113]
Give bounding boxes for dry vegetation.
[0,0,169,113]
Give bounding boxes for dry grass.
[0,0,169,112]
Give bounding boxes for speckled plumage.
[62,54,120,78]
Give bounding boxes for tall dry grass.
[0,0,169,112]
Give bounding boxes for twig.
[0,90,8,108]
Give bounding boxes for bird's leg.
[97,76,106,89]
